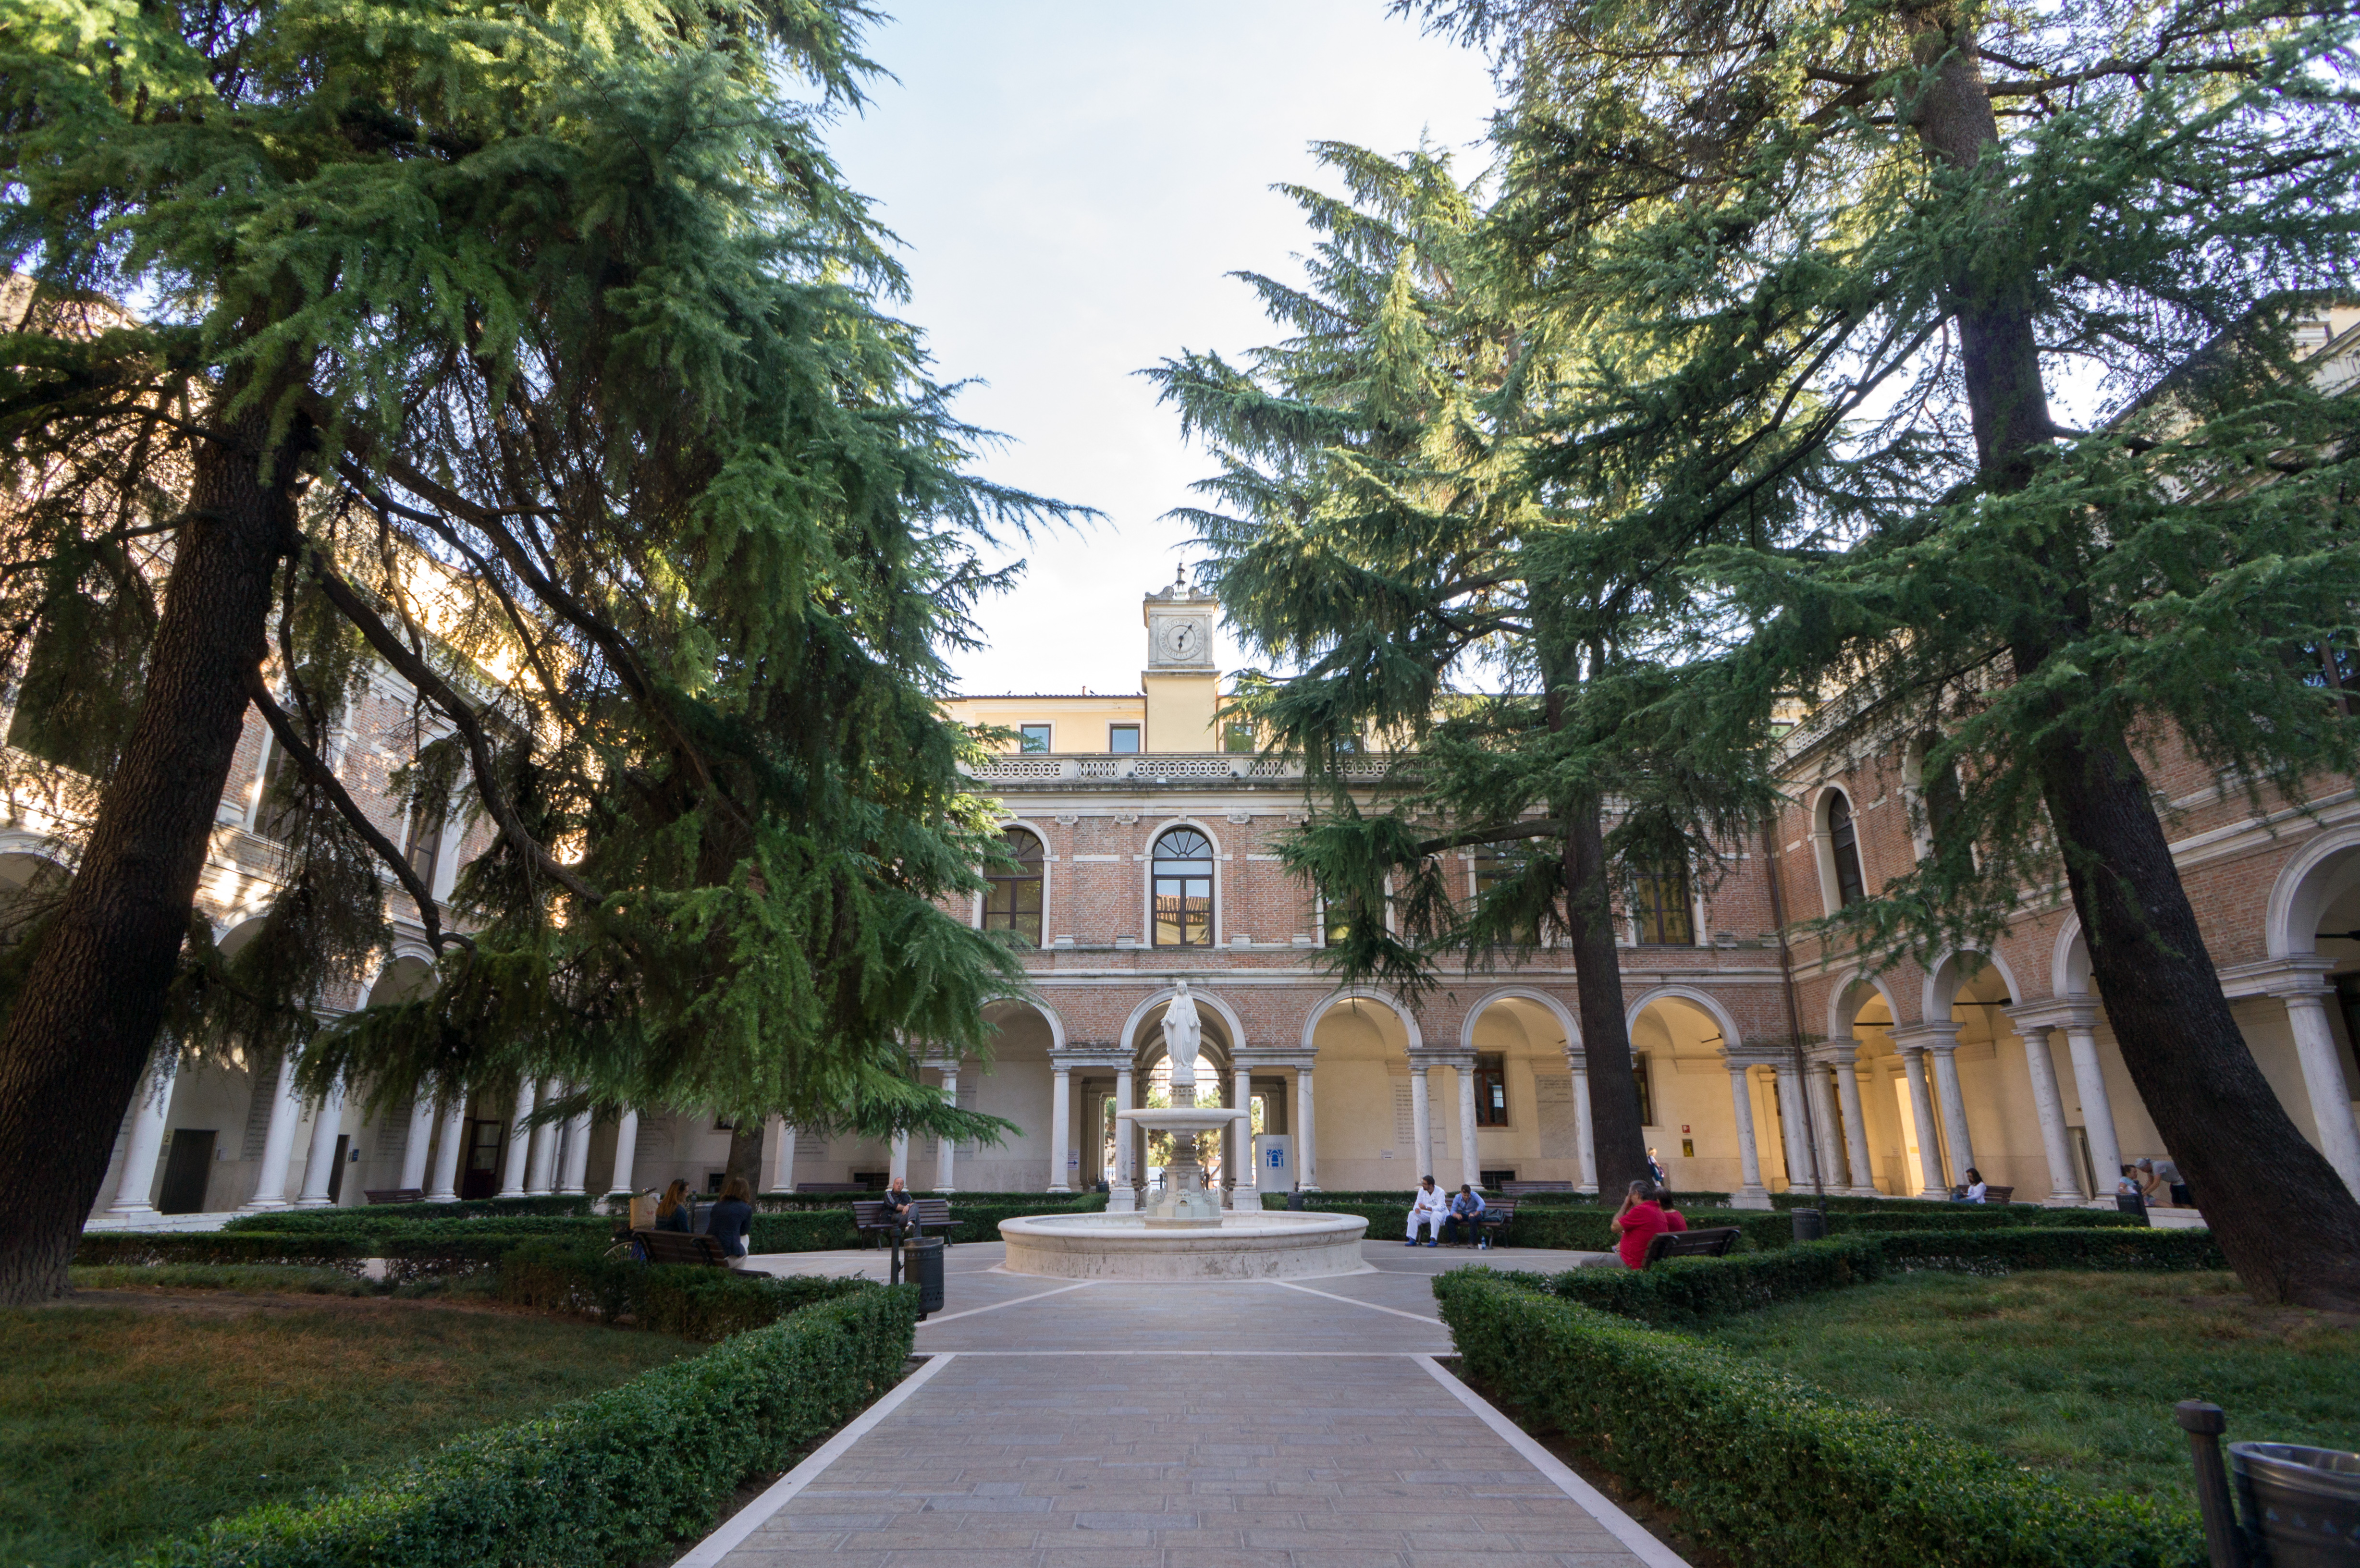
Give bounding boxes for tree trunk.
[1909,6,2360,1306]
[724,1121,763,1194]
[1561,793,1649,1196]
[0,395,296,1303]
[2028,725,2360,1306]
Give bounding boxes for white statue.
[1162,980,1203,1094]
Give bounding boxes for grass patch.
[0,1300,695,1568]
[69,1264,375,1296]
[1703,1269,2360,1503]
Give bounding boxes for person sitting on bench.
[1406,1176,1446,1246]
[705,1176,754,1261]
[1614,1180,1685,1269]
[655,1178,696,1234]
[882,1176,920,1245]
[1441,1184,1487,1247]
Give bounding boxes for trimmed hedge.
[220,1196,593,1228]
[753,1189,1108,1211]
[494,1244,875,1339]
[1434,1270,2199,1568]
[1510,1228,2227,1330]
[1258,1188,1729,1210]
[139,1283,920,1568]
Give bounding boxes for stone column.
[397,1094,437,1193]
[1804,1062,1845,1191]
[294,1074,345,1206]
[2063,1018,2123,1199]
[606,1109,641,1198]
[1232,1064,1254,1205]
[1826,1050,1879,1197]
[557,1100,592,1195]
[760,1115,795,1195]
[1570,1055,1598,1193]
[241,1048,307,1211]
[2016,1024,2087,1204]
[1899,1047,1946,1196]
[1409,1064,1433,1182]
[1047,1062,1072,1192]
[1109,1064,1135,1212]
[1925,1034,1975,1184]
[524,1081,560,1194]
[497,1078,536,1198]
[1295,1066,1318,1191]
[936,1068,959,1193]
[106,1052,178,1216]
[1724,1062,1770,1208]
[889,1128,910,1188]
[2278,987,2360,1198]
[1455,1060,1482,1191]
[428,1100,465,1201]
[1772,1063,1813,1189]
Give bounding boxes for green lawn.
[1703,1269,2360,1502]
[3,1281,696,1568]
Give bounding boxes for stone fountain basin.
[1113,1107,1249,1130]
[998,1210,1370,1280]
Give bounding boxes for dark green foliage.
[494,1244,873,1339]
[1432,1271,2200,1567]
[135,1285,918,1568]
[1506,1229,2225,1329]
[220,1209,603,1235]
[219,1197,598,1226]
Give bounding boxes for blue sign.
[1266,1148,1286,1169]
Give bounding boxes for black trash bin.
[2232,1442,2360,1568]
[2116,1192,2150,1223]
[909,1238,945,1320]
[1791,1207,1827,1242]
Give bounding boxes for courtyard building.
[41,574,2360,1226]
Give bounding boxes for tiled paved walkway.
[685,1241,1685,1568]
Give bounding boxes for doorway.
[158,1128,214,1214]
[461,1118,504,1199]
[326,1134,350,1203]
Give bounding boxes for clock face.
[1159,618,1205,662]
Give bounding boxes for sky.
[825,1,1502,697]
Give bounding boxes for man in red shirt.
[1613,1180,1686,1269]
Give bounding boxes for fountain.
[997,981,1369,1279]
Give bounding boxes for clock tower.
[1142,569,1220,752]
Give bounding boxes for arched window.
[983,829,1044,944]
[1915,733,1965,864]
[1152,828,1214,947]
[1827,791,1866,908]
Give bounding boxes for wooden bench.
[631,1228,733,1267]
[1641,1226,1741,1267]
[851,1198,958,1249]
[1949,1184,2016,1203]
[1434,1198,1513,1247]
[796,1181,869,1193]
[363,1187,424,1205]
[1500,1181,1575,1197]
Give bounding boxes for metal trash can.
[909,1238,945,1320]
[2232,1443,2360,1568]
[2117,1192,2151,1223]
[1791,1207,1827,1242]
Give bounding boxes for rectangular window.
[1107,723,1140,754]
[1632,1054,1656,1127]
[1632,865,1694,945]
[1223,721,1255,754]
[1475,1053,1509,1126]
[1320,894,1351,948]
[1019,724,1052,753]
[404,788,450,900]
[252,734,303,842]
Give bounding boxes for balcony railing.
[961,752,1400,785]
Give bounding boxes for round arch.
[1119,984,1246,1065]
[981,818,1055,940]
[1624,983,1744,1053]
[1300,985,1423,1055]
[361,947,438,1008]
[2265,824,2360,957]
[1457,985,1577,1054]
[1922,947,2023,1019]
[1825,970,1903,1044]
[983,994,1069,1054]
[2052,913,2095,997]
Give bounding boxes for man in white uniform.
[1407,1175,1446,1246]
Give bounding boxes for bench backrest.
[1500,1181,1574,1195]
[796,1182,869,1193]
[362,1188,424,1205]
[631,1228,730,1266]
[1642,1225,1741,1266]
[853,1198,954,1226]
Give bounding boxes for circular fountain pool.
[997,1210,1370,1280]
